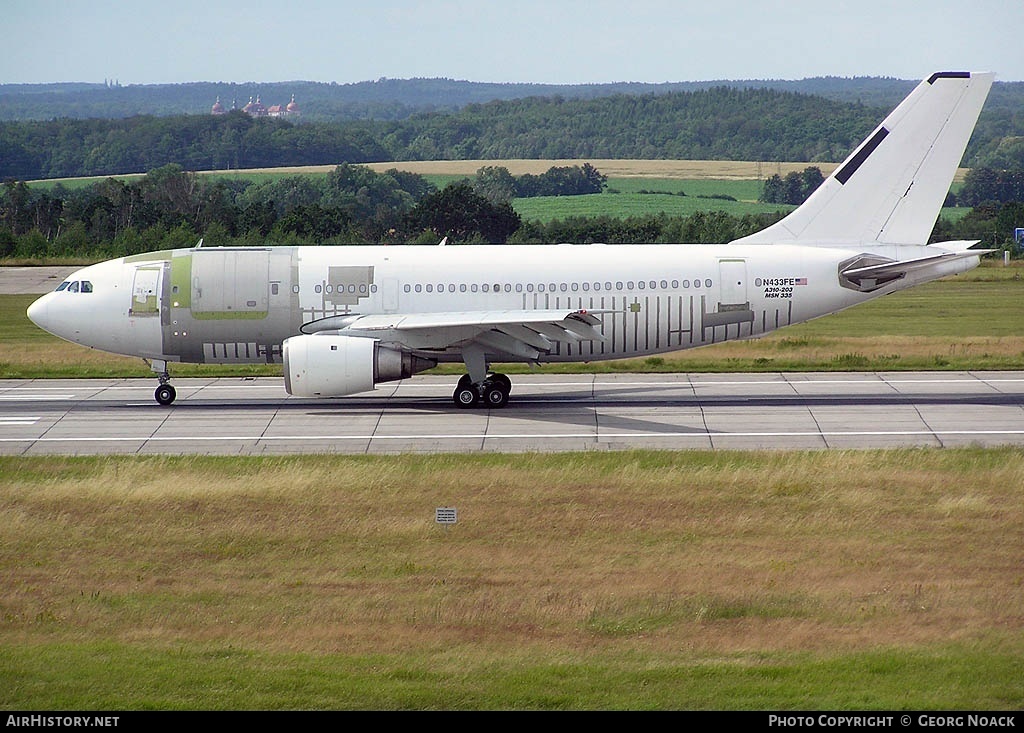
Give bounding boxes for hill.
[0,76,926,122]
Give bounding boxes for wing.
[302,308,608,361]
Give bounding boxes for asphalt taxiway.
[1,372,1022,455]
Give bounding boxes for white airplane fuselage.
[26,241,977,367]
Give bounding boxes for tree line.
[2,162,1020,261]
[0,88,978,182]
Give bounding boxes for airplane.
[27,71,995,409]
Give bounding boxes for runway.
[2,372,1023,455]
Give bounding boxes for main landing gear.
[452,372,512,409]
[149,359,177,406]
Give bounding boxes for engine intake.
[283,334,436,398]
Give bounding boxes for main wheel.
[483,383,509,408]
[489,372,512,395]
[155,384,176,406]
[453,384,478,408]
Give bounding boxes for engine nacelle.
[282,334,436,398]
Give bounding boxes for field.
[2,449,1023,710]
[4,162,1022,712]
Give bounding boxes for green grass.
[2,640,1020,710]
[513,177,974,223]
[2,449,1022,710]
[513,190,792,221]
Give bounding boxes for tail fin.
[734,71,994,247]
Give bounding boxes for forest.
[3,82,1024,182]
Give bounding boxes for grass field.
[1,449,1022,710]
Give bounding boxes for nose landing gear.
[149,359,177,406]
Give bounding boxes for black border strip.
[928,71,971,84]
[834,127,889,185]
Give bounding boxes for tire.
[489,373,512,395]
[155,384,176,406]
[483,384,509,408]
[453,385,478,408]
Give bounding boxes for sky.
[3,0,1023,86]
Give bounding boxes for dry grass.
[2,450,1022,659]
[256,159,842,180]
[244,159,973,183]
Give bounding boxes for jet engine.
[283,334,436,398]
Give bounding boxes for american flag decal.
[795,278,807,285]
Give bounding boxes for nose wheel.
[155,383,177,406]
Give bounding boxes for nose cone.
[27,293,56,335]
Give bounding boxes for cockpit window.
[54,280,93,293]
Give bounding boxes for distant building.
[212,94,300,118]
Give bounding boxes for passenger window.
[705,279,712,288]
[404,284,411,293]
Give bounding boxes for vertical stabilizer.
[734,71,994,247]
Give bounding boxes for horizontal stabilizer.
[841,249,992,288]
